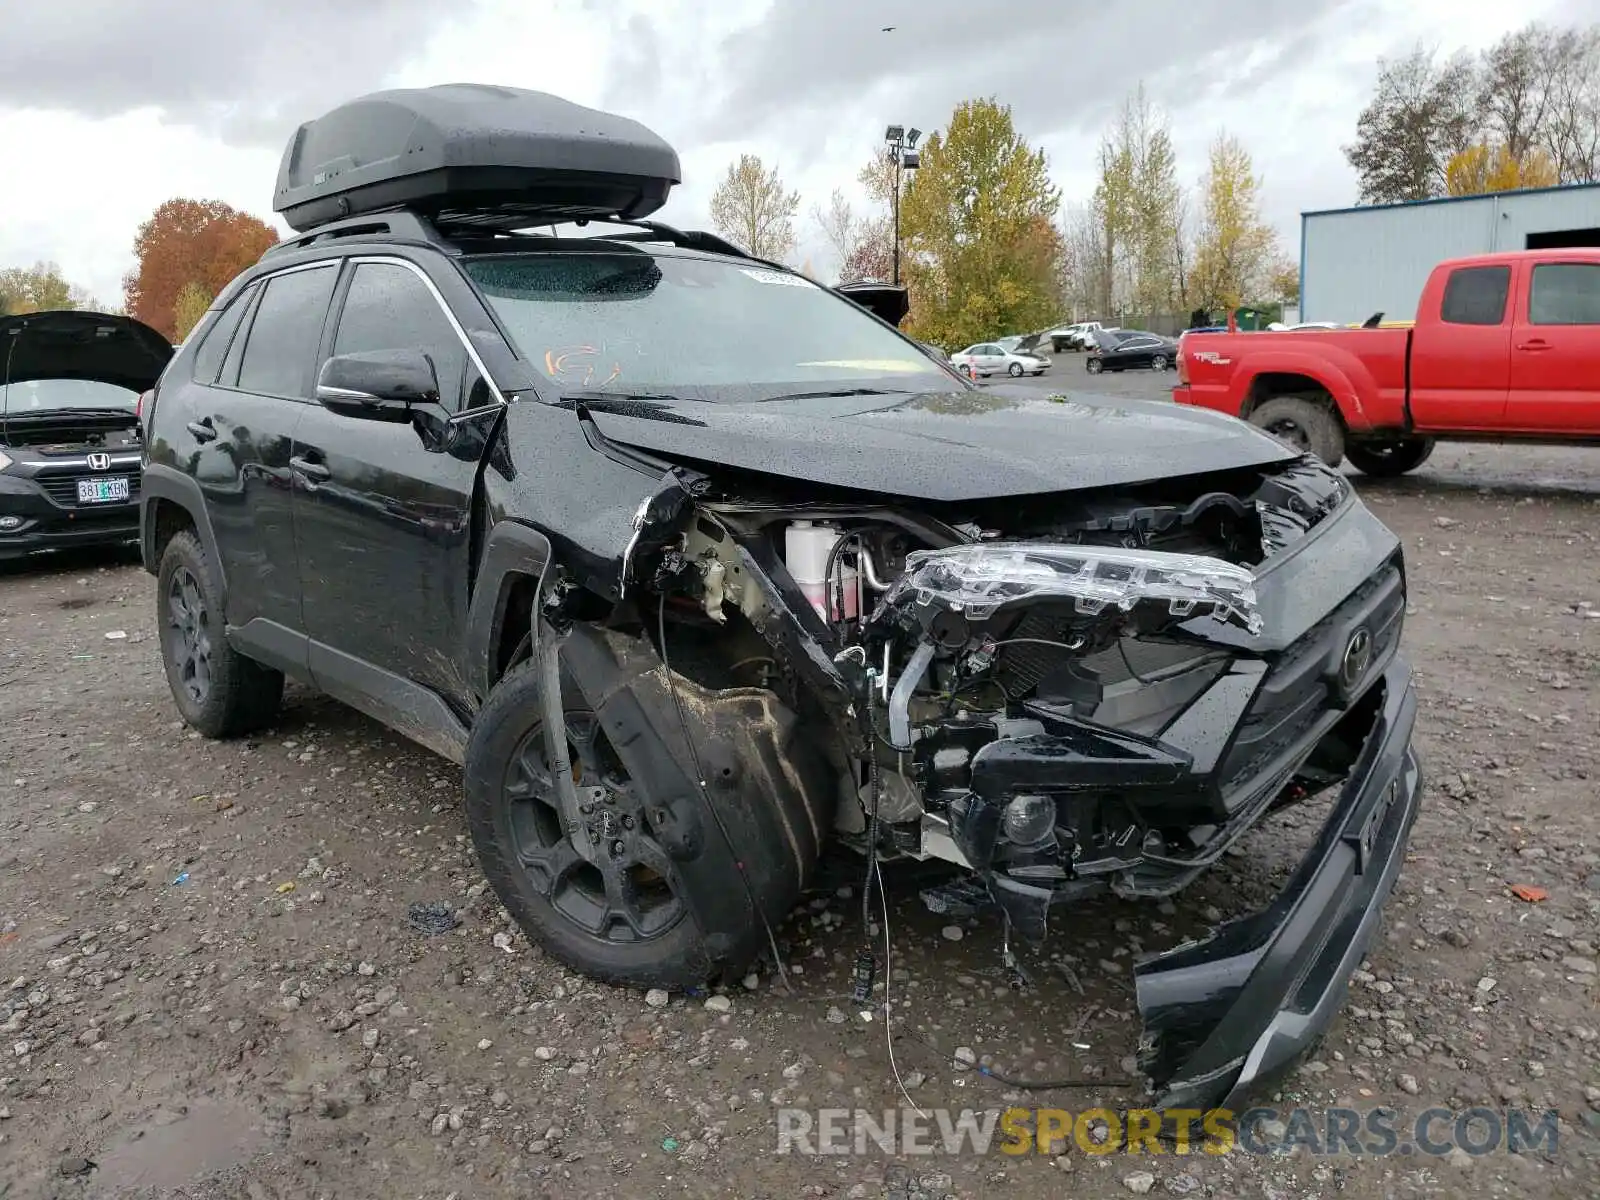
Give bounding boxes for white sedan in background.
[949,341,1049,377]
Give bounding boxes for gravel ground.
[2,370,1597,1199]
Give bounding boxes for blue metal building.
[1300,182,1600,324]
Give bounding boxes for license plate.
[76,476,130,504]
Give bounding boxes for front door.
[1509,259,1600,435]
[291,257,499,710]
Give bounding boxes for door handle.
[1516,340,1551,351]
[289,455,331,482]
[186,419,217,443]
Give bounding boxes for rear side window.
[1529,262,1600,325]
[235,265,338,398]
[190,282,257,384]
[1439,265,1510,325]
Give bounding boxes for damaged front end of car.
[536,441,1421,1113]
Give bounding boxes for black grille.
[1217,560,1405,798]
[36,470,143,508]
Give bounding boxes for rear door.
[1408,263,1512,431]
[198,262,339,638]
[291,255,500,709]
[1509,259,1600,434]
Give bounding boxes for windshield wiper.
[759,387,908,402]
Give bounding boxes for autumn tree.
[1445,142,1561,195]
[1344,46,1479,204]
[708,155,801,262]
[1268,259,1301,304]
[0,262,94,314]
[1189,133,1280,313]
[1346,22,1600,204]
[1087,86,1184,320]
[810,189,863,280]
[897,97,1062,351]
[171,282,212,341]
[123,199,278,341]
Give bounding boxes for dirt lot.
[2,371,1597,1199]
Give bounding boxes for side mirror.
[316,349,440,421]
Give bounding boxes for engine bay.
[628,455,1363,942]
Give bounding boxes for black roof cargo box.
[274,83,681,234]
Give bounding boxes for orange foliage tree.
[123,199,279,340]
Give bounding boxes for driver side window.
[330,262,468,411]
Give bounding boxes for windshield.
[1,378,139,413]
[462,250,959,400]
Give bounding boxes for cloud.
[0,0,462,146]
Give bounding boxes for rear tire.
[1344,437,1435,477]
[156,530,283,738]
[1249,395,1346,467]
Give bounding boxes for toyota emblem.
[1339,627,1373,690]
[86,452,111,471]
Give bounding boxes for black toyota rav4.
[141,84,1422,1113]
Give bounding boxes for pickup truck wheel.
[156,530,284,738]
[1249,396,1346,466]
[1345,437,1436,477]
[464,661,713,989]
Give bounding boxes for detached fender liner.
[1133,654,1422,1112]
[557,624,834,971]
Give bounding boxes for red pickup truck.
[1173,248,1600,475]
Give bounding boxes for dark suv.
[141,83,1422,1114]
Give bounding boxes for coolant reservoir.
[785,520,858,622]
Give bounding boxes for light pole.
[883,125,920,286]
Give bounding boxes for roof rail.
[263,209,447,257]
[261,207,781,272]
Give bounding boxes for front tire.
[464,661,715,989]
[1008,362,1024,377]
[1086,358,1104,374]
[1344,437,1436,477]
[156,530,283,738]
[1151,353,1169,370]
[1248,395,1346,467]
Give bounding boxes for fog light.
[0,516,23,532]
[1002,794,1057,849]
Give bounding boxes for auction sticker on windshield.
[77,477,130,504]
[740,268,815,287]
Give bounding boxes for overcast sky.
[1,0,1591,308]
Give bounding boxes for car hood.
[0,309,173,393]
[580,386,1297,501]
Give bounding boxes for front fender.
[465,518,553,700]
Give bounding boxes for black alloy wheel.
[167,565,213,706]
[503,712,687,946]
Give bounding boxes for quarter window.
[1528,262,1600,325]
[191,282,257,385]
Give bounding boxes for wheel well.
[147,499,196,566]
[1242,374,1343,426]
[492,573,540,685]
